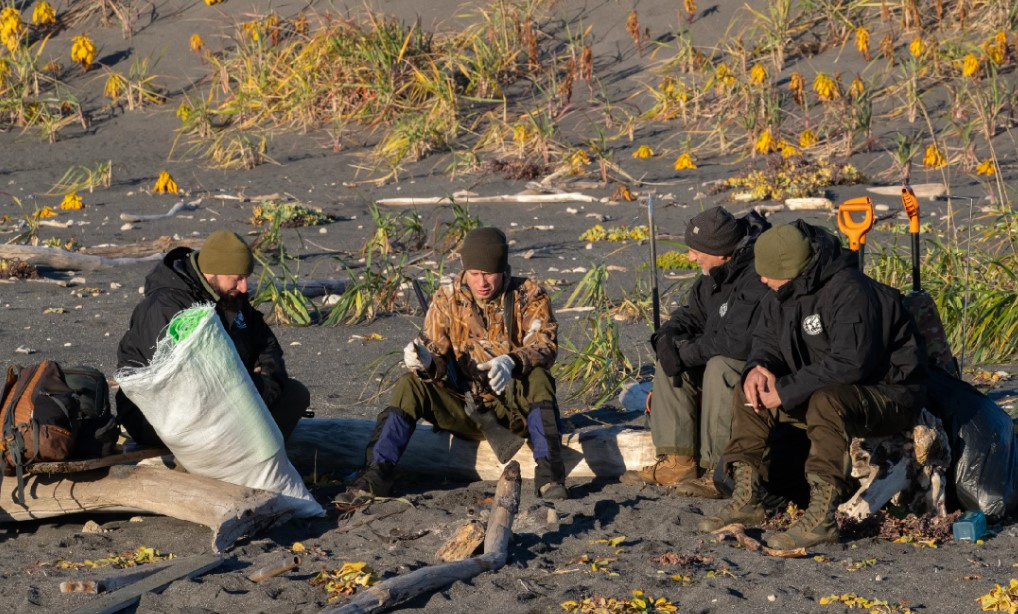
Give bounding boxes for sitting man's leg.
[768,384,919,549]
[621,360,701,487]
[511,367,568,500]
[266,378,310,441]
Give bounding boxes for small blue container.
[953,511,987,542]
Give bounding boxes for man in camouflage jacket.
[340,227,568,502]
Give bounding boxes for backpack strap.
[503,276,517,351]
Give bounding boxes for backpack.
[0,360,80,504]
[63,365,120,459]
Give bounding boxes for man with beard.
[116,231,309,446]
[621,207,769,498]
[337,227,568,504]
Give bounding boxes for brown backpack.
[0,360,80,504]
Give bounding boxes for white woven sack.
[116,304,323,518]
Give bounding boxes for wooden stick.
[64,554,223,614]
[119,200,200,222]
[248,555,301,583]
[327,462,522,613]
[376,192,598,206]
[30,448,170,475]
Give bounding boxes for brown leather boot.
[767,475,840,550]
[619,455,698,486]
[671,466,721,499]
[697,462,766,532]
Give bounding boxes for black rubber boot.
[528,401,568,499]
[336,407,415,505]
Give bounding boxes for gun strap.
[503,276,516,350]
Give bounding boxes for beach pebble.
[319,227,327,234]
[129,516,145,523]
[767,595,776,602]
[121,223,134,231]
[875,204,889,212]
[81,520,107,534]
[110,282,122,290]
[14,345,35,355]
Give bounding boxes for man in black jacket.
[116,231,309,446]
[698,222,927,549]
[622,207,769,497]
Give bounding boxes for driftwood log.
[287,419,655,481]
[0,465,295,552]
[838,408,951,520]
[326,461,522,613]
[81,236,203,259]
[0,245,163,270]
[376,192,598,206]
[119,199,200,222]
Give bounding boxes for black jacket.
[116,247,287,443]
[746,221,926,409]
[656,211,770,370]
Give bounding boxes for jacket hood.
[710,210,771,284]
[143,246,210,300]
[783,220,857,297]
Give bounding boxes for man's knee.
[521,367,556,404]
[388,372,427,419]
[268,378,311,440]
[804,385,853,425]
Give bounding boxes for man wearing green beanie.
[621,206,770,498]
[339,226,569,503]
[699,221,927,549]
[117,231,309,446]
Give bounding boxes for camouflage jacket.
[421,272,557,389]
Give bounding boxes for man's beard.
[209,279,245,311]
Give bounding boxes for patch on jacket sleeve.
[234,311,247,329]
[718,301,728,318]
[802,313,823,336]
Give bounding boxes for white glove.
[403,340,433,372]
[477,355,515,395]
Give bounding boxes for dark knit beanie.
[754,224,811,280]
[460,227,509,273]
[684,207,744,256]
[197,231,254,276]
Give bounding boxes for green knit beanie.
[460,227,509,273]
[197,231,254,276]
[754,224,811,280]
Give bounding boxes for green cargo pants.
[649,356,745,469]
[388,367,557,439]
[724,384,920,494]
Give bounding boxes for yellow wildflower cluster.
[922,144,946,169]
[659,77,688,103]
[976,159,996,176]
[657,250,696,270]
[32,2,56,27]
[46,547,172,570]
[855,26,870,61]
[631,145,654,159]
[104,72,126,101]
[579,224,649,242]
[713,63,735,90]
[754,129,774,154]
[749,63,767,85]
[673,152,696,170]
[153,171,179,194]
[562,590,677,613]
[59,192,84,210]
[205,0,224,5]
[819,592,913,612]
[977,578,1018,612]
[176,102,192,121]
[789,71,805,105]
[1,7,24,53]
[511,122,533,148]
[565,149,590,173]
[909,36,926,59]
[813,72,839,101]
[799,129,817,148]
[71,34,96,71]
[724,158,864,201]
[310,562,378,601]
[683,0,697,18]
[251,201,332,227]
[849,78,864,99]
[961,53,980,77]
[34,206,58,219]
[190,33,204,54]
[777,139,798,158]
[985,32,1007,65]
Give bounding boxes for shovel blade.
[464,400,526,463]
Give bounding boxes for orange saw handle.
[837,197,875,251]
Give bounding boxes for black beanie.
[684,207,745,256]
[460,227,509,273]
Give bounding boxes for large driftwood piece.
[0,245,162,271]
[82,236,203,259]
[0,465,294,552]
[119,199,200,222]
[327,462,522,613]
[65,554,223,614]
[287,419,655,481]
[376,192,597,206]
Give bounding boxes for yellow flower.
[1,7,24,53]
[59,192,84,210]
[190,33,204,54]
[778,140,798,158]
[35,206,58,218]
[32,2,56,27]
[632,145,654,159]
[153,171,179,194]
[104,73,125,101]
[976,159,996,176]
[71,34,97,71]
[176,102,192,121]
[855,27,870,60]
[922,144,945,169]
[985,38,1005,65]
[909,36,925,59]
[961,53,980,77]
[567,149,590,171]
[673,153,696,170]
[205,0,224,5]
[749,63,767,85]
[849,78,865,99]
[755,130,774,154]
[511,123,532,147]
[799,129,817,148]
[813,72,839,101]
[683,0,697,17]
[789,71,804,105]
[713,63,735,89]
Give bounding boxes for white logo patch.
[718,302,728,318]
[802,314,823,336]
[693,226,700,235]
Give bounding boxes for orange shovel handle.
[901,186,920,234]
[837,197,875,251]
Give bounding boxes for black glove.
[653,330,684,378]
[253,373,283,408]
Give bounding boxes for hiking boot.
[697,462,766,532]
[619,455,698,486]
[335,463,395,507]
[539,482,570,501]
[766,475,840,550]
[671,473,721,499]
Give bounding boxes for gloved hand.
[403,339,433,372]
[653,331,683,378]
[477,354,515,395]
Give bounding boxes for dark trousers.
[724,384,920,494]
[117,377,310,447]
